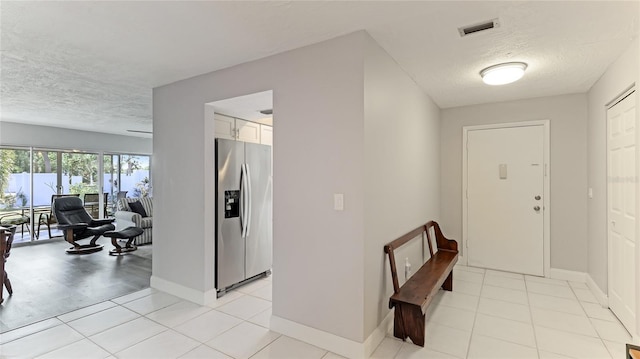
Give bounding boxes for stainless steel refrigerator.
[215,138,272,295]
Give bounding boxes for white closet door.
[608,90,636,335]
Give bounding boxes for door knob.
[535,195,541,200]
[533,206,541,211]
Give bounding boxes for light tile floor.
[1,265,636,358]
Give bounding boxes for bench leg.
[393,304,425,347]
[442,271,453,291]
[4,272,12,295]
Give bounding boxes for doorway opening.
[205,90,274,302]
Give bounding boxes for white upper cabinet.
[214,114,236,140]
[236,119,261,144]
[214,114,262,144]
[260,125,273,146]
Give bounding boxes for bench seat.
[389,250,458,313]
[384,221,458,347]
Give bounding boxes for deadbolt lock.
[534,206,541,211]
[535,195,541,200]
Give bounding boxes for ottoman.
[103,226,143,256]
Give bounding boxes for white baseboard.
[150,276,217,306]
[270,315,365,358]
[270,312,391,359]
[363,311,393,358]
[547,269,610,307]
[457,254,467,266]
[585,273,609,307]
[547,268,586,283]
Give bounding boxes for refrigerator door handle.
[240,163,248,238]
[246,164,252,238]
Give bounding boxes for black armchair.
[53,196,115,254]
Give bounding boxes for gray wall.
[440,94,589,272]
[363,36,441,337]
[586,41,638,293]
[153,30,441,345]
[153,32,367,342]
[0,121,151,154]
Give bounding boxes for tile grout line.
[0,318,65,345]
[529,277,614,358]
[0,289,155,344]
[4,299,139,348]
[3,276,279,358]
[34,322,88,358]
[81,312,165,358]
[569,281,613,357]
[471,273,542,352]
[39,296,208,358]
[137,285,272,357]
[57,305,145,358]
[246,335,284,359]
[570,284,625,359]
[524,277,543,359]
[463,267,486,359]
[57,300,119,323]
[523,276,548,358]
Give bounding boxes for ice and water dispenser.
[224,190,240,218]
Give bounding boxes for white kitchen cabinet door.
[260,125,273,146]
[236,119,261,144]
[214,114,235,140]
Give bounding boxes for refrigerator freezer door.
[244,142,273,279]
[216,139,246,289]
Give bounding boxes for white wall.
[586,41,638,293]
[441,94,588,272]
[0,121,152,154]
[363,36,441,338]
[153,32,367,342]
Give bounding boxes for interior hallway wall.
[586,41,638,293]
[440,94,588,272]
[153,32,367,343]
[154,30,442,351]
[363,35,441,338]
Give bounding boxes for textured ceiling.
[1,1,638,137]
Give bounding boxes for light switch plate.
[334,193,344,211]
[588,188,593,199]
[499,164,507,179]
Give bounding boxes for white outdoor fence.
[2,170,149,208]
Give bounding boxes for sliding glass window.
[0,148,32,241]
[0,146,151,244]
[104,154,151,214]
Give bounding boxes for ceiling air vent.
[259,109,273,115]
[458,18,500,37]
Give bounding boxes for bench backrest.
[384,221,457,294]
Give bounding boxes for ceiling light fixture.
[480,62,527,85]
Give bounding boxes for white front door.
[607,90,636,334]
[467,125,545,276]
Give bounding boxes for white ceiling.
[1,1,637,137]
[209,90,273,126]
